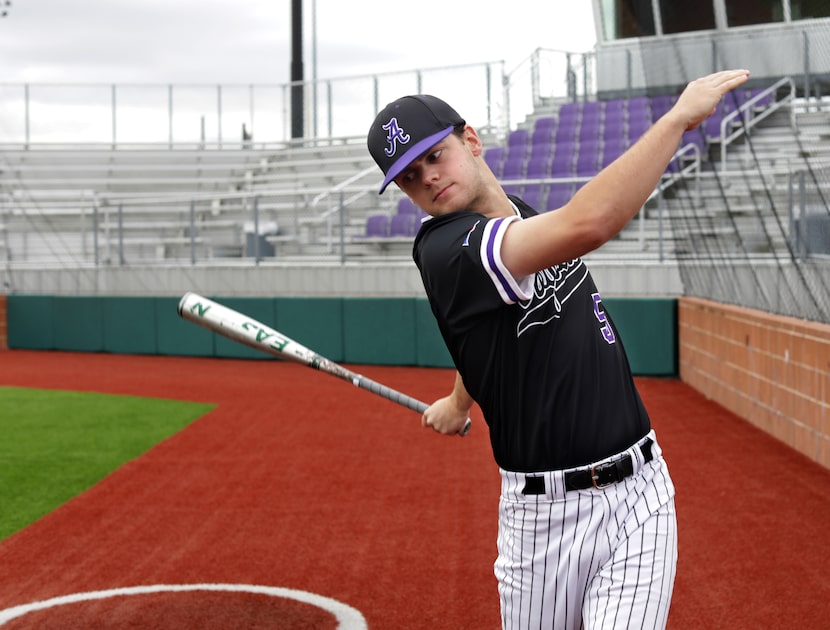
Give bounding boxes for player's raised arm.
[501,69,751,277]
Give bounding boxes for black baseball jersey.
[413,195,650,472]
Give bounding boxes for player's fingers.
[706,70,751,96]
[422,413,441,432]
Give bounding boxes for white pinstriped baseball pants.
[495,431,677,630]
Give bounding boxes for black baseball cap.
[367,94,465,194]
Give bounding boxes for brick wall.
[679,297,830,469]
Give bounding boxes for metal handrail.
[719,77,796,172]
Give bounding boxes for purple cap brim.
[378,125,455,194]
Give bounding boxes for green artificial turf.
[0,386,215,541]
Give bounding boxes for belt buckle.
[591,461,617,489]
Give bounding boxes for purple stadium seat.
[578,118,602,143]
[545,183,573,211]
[626,96,651,120]
[650,95,675,121]
[364,213,390,238]
[681,128,706,154]
[501,154,526,180]
[522,184,545,210]
[526,152,551,179]
[627,115,651,144]
[508,128,530,145]
[389,213,417,237]
[529,139,554,162]
[581,101,602,118]
[484,146,506,178]
[604,99,626,123]
[502,182,523,196]
[555,120,578,144]
[602,117,627,141]
[702,101,728,140]
[723,89,747,112]
[550,142,576,175]
[601,137,628,168]
[396,197,420,216]
[531,116,557,145]
[665,157,681,174]
[557,102,580,124]
[576,140,601,176]
[602,100,628,128]
[506,129,530,160]
[749,87,774,110]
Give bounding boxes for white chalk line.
[0,583,368,628]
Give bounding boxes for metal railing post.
[93,198,100,267]
[326,80,333,140]
[24,84,30,149]
[117,203,125,266]
[189,200,197,265]
[217,84,223,148]
[339,191,346,264]
[253,194,260,264]
[802,31,810,102]
[111,84,117,149]
[657,189,664,263]
[168,85,174,148]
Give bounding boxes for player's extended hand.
[670,69,751,132]
[422,395,471,436]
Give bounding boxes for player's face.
[394,128,488,216]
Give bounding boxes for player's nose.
[421,163,440,187]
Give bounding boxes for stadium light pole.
[311,0,317,138]
[290,0,304,140]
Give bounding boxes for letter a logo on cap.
[382,117,410,157]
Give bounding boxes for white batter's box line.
[0,583,368,629]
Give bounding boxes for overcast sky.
[0,0,598,85]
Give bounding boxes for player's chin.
[432,191,467,216]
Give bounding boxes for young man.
[367,70,750,629]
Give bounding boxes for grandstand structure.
[2,75,827,299]
[0,6,828,312]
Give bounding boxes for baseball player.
[367,69,750,629]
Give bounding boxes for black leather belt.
[523,438,654,495]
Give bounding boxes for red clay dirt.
[1,350,828,629]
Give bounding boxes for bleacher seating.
[484,146,506,178]
[545,183,573,211]
[0,79,800,263]
[390,213,418,237]
[363,213,390,238]
[359,85,784,242]
[531,116,557,145]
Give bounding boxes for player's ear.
[464,125,484,156]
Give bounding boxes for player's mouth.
[433,183,453,203]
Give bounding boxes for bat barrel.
[177,292,471,436]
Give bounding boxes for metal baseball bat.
[177,292,471,436]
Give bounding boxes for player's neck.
[475,185,518,219]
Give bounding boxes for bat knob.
[458,418,472,437]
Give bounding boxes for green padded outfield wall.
[6,295,676,375]
[604,298,677,376]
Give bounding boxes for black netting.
[635,29,830,324]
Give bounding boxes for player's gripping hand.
[668,69,751,132]
[422,395,472,436]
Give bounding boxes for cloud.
[1,0,596,84]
